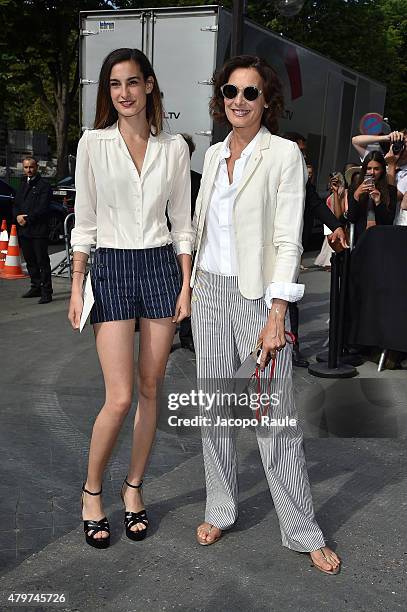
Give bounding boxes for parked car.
[50,177,76,244]
[0,179,15,231]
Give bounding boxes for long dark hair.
[356,151,390,207]
[209,55,284,135]
[94,48,163,133]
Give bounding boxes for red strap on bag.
[254,331,296,421]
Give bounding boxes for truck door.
[151,9,218,173]
[319,71,357,182]
[80,13,144,130]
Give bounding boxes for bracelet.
[72,271,85,275]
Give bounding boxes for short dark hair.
[22,157,38,165]
[94,48,163,133]
[209,55,284,135]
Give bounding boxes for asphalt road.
[0,252,406,611]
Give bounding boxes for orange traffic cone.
[0,224,28,279]
[0,219,8,271]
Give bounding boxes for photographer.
[347,151,398,243]
[352,130,407,224]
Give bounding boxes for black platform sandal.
[81,483,110,549]
[120,477,149,541]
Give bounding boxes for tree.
[0,0,111,178]
[1,0,405,178]
[246,0,406,127]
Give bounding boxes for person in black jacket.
[283,133,347,367]
[178,134,201,352]
[13,157,53,303]
[346,151,398,243]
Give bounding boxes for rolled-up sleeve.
[167,135,194,255]
[271,143,306,284]
[70,130,97,255]
[264,281,305,308]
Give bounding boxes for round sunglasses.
[220,84,263,102]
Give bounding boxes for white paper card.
[79,272,94,333]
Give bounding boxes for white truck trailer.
[79,4,386,192]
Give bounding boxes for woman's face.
[109,60,153,119]
[366,160,383,182]
[223,67,266,132]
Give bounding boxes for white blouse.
[71,122,194,256]
[198,132,259,275]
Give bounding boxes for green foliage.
[0,0,111,175]
[248,0,406,127]
[0,0,405,173]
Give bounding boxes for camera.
[392,140,406,156]
[379,141,390,155]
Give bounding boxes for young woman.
[68,48,193,548]
[191,55,341,575]
[347,151,398,243]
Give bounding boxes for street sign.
[359,112,383,135]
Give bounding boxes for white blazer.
[191,126,307,300]
[71,122,193,256]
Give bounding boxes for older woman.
[191,55,341,575]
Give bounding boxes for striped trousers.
[191,270,326,552]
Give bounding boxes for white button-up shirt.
[198,131,304,307]
[198,132,259,275]
[71,123,193,256]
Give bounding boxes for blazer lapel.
[24,174,39,199]
[197,145,221,229]
[235,128,271,199]
[22,180,30,198]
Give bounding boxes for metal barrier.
[51,212,94,280]
[50,212,75,278]
[64,212,75,278]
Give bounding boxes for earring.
[264,104,269,109]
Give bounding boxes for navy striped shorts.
[90,245,182,324]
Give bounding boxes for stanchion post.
[308,249,357,378]
[336,249,347,359]
[327,251,340,368]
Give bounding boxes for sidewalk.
[0,254,405,611]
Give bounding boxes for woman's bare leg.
[122,316,176,532]
[82,319,136,540]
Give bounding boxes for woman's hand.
[257,305,287,371]
[330,178,340,193]
[68,292,84,330]
[370,188,381,205]
[328,227,348,251]
[172,286,191,323]
[354,182,372,201]
[388,130,405,144]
